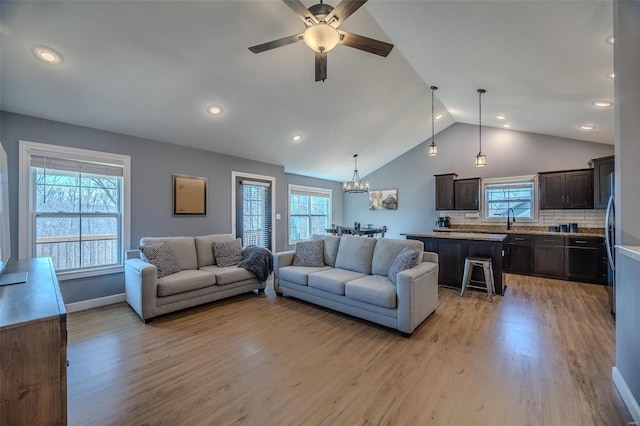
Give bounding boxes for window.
[288,184,331,244]
[483,175,537,221]
[19,141,130,279]
[239,180,272,250]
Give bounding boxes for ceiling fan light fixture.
[303,22,340,53]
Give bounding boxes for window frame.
[482,175,538,223]
[288,184,332,246]
[18,141,131,280]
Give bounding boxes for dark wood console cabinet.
[0,258,67,425]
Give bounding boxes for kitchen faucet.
[507,208,516,230]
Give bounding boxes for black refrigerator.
[605,173,616,315]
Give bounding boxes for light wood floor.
[67,275,632,425]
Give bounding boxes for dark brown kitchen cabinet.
[454,177,481,211]
[434,173,456,210]
[539,169,594,209]
[533,235,565,279]
[504,234,534,274]
[565,237,601,283]
[591,155,614,209]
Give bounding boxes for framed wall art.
[369,189,398,211]
[173,174,207,215]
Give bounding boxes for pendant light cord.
[431,87,435,142]
[478,90,482,153]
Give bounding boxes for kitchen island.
[402,231,507,295]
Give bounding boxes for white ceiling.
[0,1,614,181]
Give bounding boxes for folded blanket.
[238,245,273,281]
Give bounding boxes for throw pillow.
[387,247,420,285]
[213,239,244,267]
[293,239,325,267]
[139,243,181,278]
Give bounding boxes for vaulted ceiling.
[0,1,614,181]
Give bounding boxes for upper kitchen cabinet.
[539,169,594,209]
[590,155,615,209]
[454,178,481,211]
[434,173,457,210]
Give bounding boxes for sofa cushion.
[387,247,420,285]
[334,235,378,274]
[200,265,257,285]
[308,268,366,296]
[195,234,235,267]
[293,239,325,267]
[140,236,197,270]
[138,243,181,278]
[157,270,216,297]
[345,275,397,308]
[313,234,341,267]
[371,238,424,276]
[279,265,332,286]
[213,239,243,267]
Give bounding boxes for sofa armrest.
[272,251,295,293]
[124,258,158,322]
[422,251,438,264]
[396,261,439,334]
[126,249,141,260]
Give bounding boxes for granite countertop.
[432,226,605,238]
[402,231,507,242]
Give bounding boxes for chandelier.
[343,154,369,194]
[428,85,438,156]
[475,88,487,167]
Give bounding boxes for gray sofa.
[273,235,439,335]
[125,234,266,322]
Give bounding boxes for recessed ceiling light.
[608,72,615,79]
[435,114,443,120]
[32,46,63,65]
[579,124,596,130]
[291,133,303,142]
[502,123,512,128]
[207,105,223,116]
[496,114,507,120]
[607,35,614,45]
[592,100,613,108]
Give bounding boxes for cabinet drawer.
[534,235,565,246]
[506,234,534,244]
[566,236,600,248]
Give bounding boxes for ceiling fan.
[248,0,394,82]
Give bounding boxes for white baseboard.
[613,366,640,424]
[65,293,126,313]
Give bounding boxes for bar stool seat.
[460,256,495,302]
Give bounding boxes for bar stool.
[460,257,495,302]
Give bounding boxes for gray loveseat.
[273,235,439,335]
[125,234,267,322]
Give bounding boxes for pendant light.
[475,89,487,167]
[343,154,369,194]
[428,86,438,156]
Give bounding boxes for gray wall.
[613,0,640,419]
[344,122,614,238]
[0,111,287,303]
[284,173,344,251]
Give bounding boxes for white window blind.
[484,176,536,220]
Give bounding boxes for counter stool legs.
[460,257,495,302]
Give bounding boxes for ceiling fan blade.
[249,34,304,54]
[283,0,318,26]
[315,52,327,82]
[338,30,394,57]
[326,0,368,28]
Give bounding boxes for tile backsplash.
[439,209,605,228]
